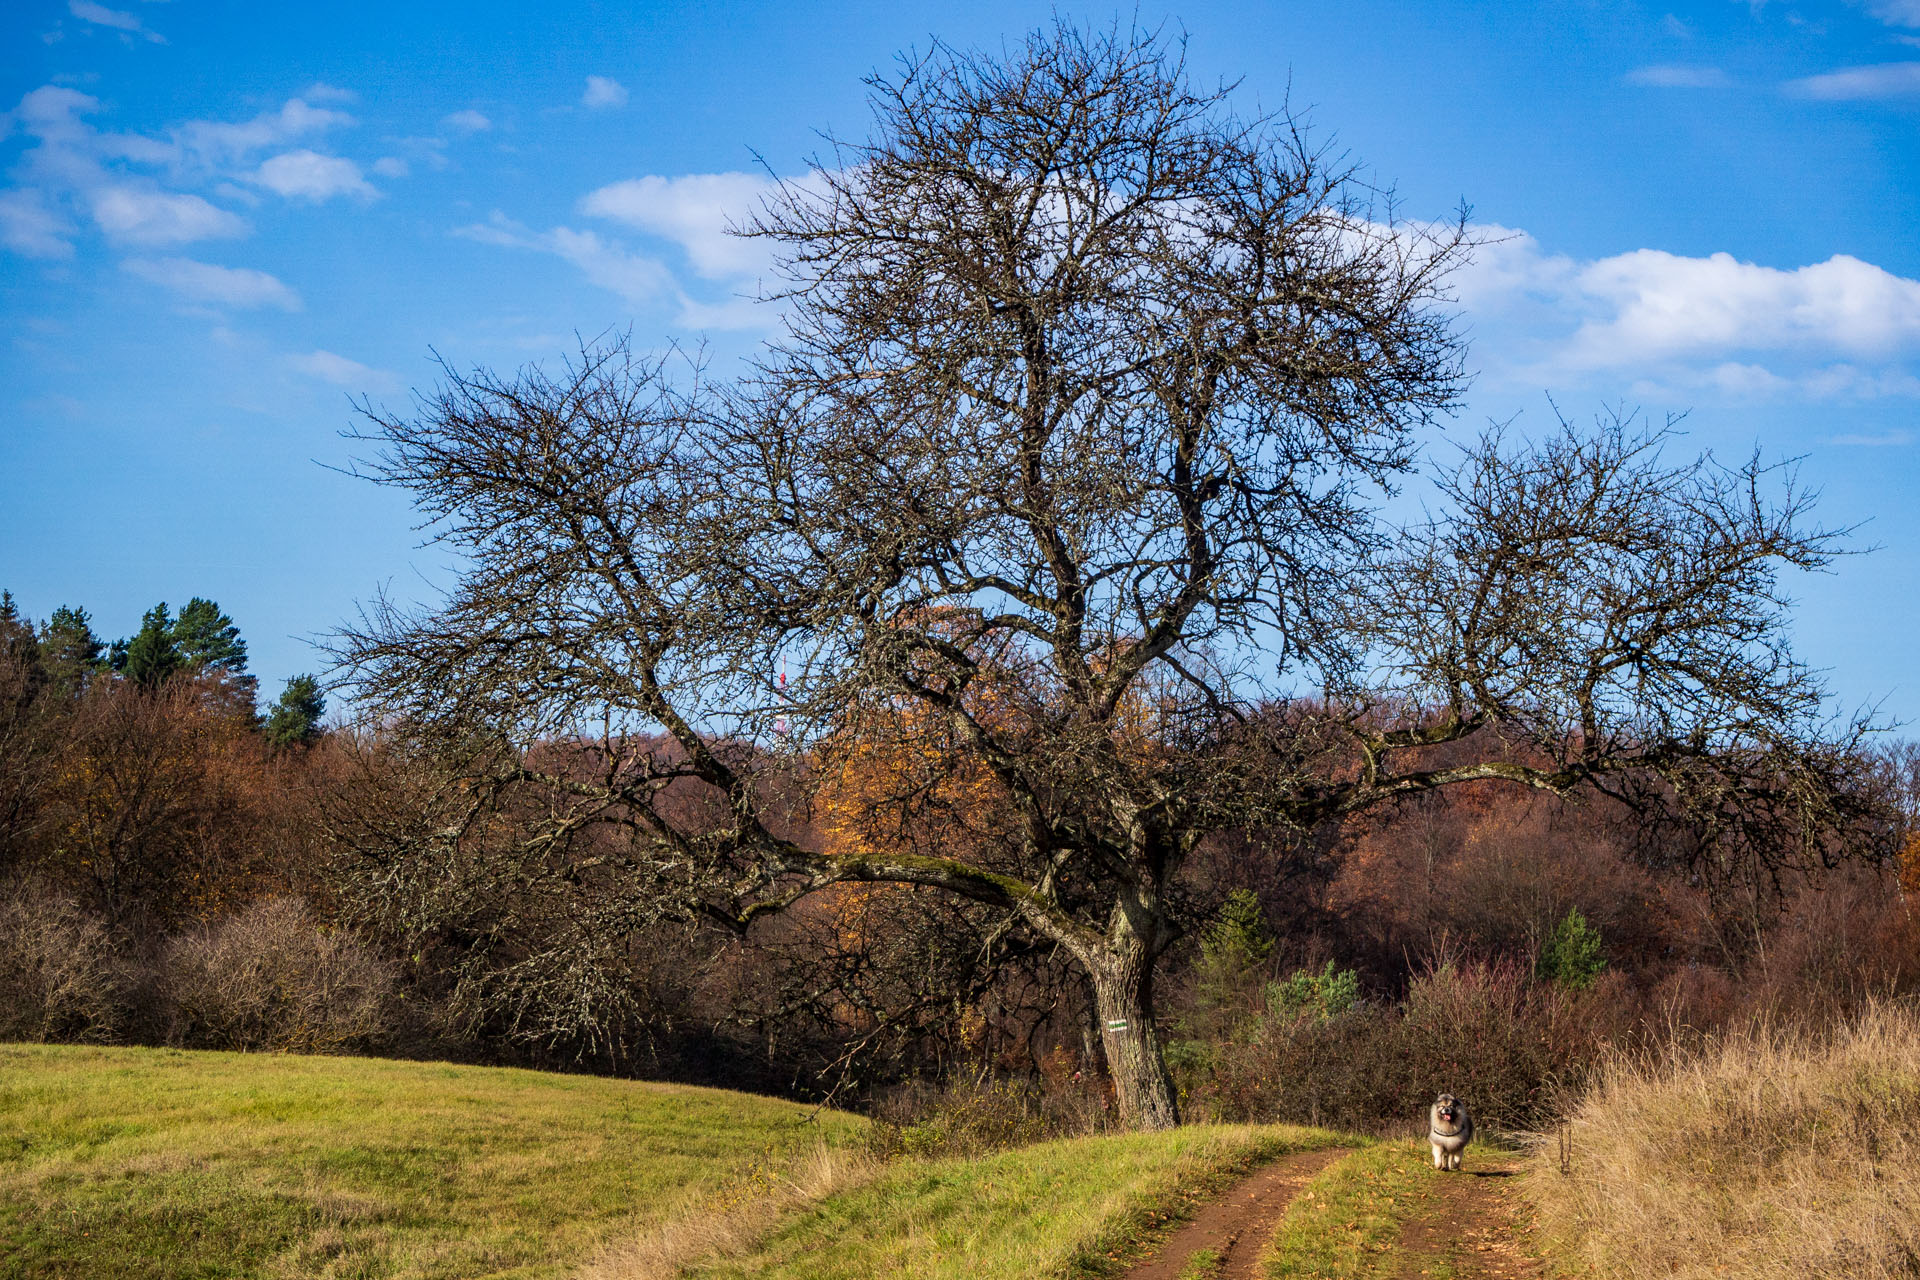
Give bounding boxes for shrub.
[1264,960,1359,1022]
[161,897,396,1053]
[865,1065,1112,1159]
[1177,957,1614,1133]
[0,889,127,1042]
[1537,906,1607,990]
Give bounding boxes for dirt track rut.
[1123,1146,1351,1279]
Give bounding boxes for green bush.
[1538,906,1607,990]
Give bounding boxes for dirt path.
[1386,1151,1543,1279]
[1124,1147,1351,1280]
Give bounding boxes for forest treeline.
[3,588,1916,1137]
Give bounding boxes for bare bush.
[161,897,396,1053]
[0,888,126,1042]
[1531,1001,1920,1280]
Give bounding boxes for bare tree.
[336,24,1886,1128]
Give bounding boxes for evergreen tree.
[0,592,45,701]
[1537,906,1607,990]
[172,598,248,676]
[263,674,326,748]
[172,596,257,708]
[119,603,184,690]
[40,604,106,696]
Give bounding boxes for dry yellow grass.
[575,1143,879,1280]
[1527,1000,1920,1280]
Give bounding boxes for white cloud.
[1566,251,1920,364]
[371,156,408,179]
[0,188,75,258]
[287,349,402,393]
[1625,64,1732,88]
[122,256,301,310]
[303,83,358,105]
[0,85,373,258]
[582,76,630,109]
[1787,62,1920,98]
[254,150,376,201]
[443,110,491,133]
[579,172,779,278]
[89,184,248,245]
[171,98,355,171]
[67,0,164,44]
[1456,229,1920,401]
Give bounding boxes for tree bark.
[1090,943,1180,1130]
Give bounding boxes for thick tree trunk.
[1090,946,1180,1130]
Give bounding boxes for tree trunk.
[1091,946,1180,1130]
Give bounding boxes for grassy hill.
[0,1044,863,1280]
[0,1045,1348,1280]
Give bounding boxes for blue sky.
[2,0,1917,723]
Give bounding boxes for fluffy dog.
[1429,1092,1473,1171]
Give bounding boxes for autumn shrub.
[161,897,397,1053]
[0,888,128,1043]
[1179,957,1615,1133]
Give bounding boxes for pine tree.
[264,674,325,748]
[172,598,249,676]
[120,603,184,690]
[172,596,258,708]
[40,604,106,696]
[0,592,45,703]
[1537,906,1607,990]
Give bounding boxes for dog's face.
[1434,1093,1459,1125]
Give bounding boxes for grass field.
[670,1123,1346,1280]
[0,1045,1351,1280]
[0,1044,864,1280]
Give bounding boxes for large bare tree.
[337,24,1884,1128]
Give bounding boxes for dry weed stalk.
[1528,1000,1920,1280]
[573,1143,876,1280]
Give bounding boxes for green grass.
[0,1043,864,1280]
[1261,1140,1438,1280]
[1175,1246,1223,1278]
[682,1123,1349,1280]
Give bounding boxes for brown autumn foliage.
[2,586,1917,1136]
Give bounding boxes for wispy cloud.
[90,184,248,245]
[443,109,491,134]
[1787,62,1920,98]
[1625,64,1731,87]
[67,0,164,44]
[1826,429,1914,445]
[122,256,301,310]
[0,188,74,258]
[287,349,402,394]
[582,76,629,109]
[1862,0,1920,27]
[171,97,355,172]
[253,150,377,202]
